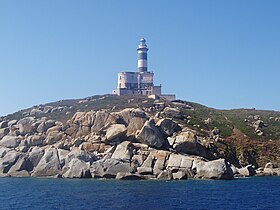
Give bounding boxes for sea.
[0,177,279,210]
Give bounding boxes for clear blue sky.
[0,0,280,116]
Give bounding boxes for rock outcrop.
[0,150,19,173]
[194,159,234,180]
[171,130,199,155]
[136,119,167,148]
[0,95,278,180]
[63,158,91,178]
[0,136,21,148]
[116,172,143,180]
[32,148,61,177]
[90,159,134,178]
[237,165,256,177]
[105,124,127,142]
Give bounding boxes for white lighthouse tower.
[137,38,152,92]
[137,38,148,72]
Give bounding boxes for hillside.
[4,94,280,137]
[0,94,279,179]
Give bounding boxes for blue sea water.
[0,177,279,210]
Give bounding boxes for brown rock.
[136,119,166,148]
[111,141,133,161]
[156,119,181,137]
[173,130,200,155]
[71,111,96,127]
[45,131,64,145]
[91,111,109,133]
[0,128,9,140]
[105,124,127,142]
[17,117,35,135]
[80,142,108,153]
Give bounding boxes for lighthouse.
[137,38,148,72]
[112,38,175,101]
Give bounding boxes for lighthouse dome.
[139,38,147,48]
[140,38,146,42]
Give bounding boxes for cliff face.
[0,95,279,179]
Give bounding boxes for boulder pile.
[0,106,271,180]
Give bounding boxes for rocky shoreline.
[0,100,279,180]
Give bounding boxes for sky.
[0,0,280,116]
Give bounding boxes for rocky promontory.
[0,95,279,180]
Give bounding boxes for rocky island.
[0,95,279,180]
